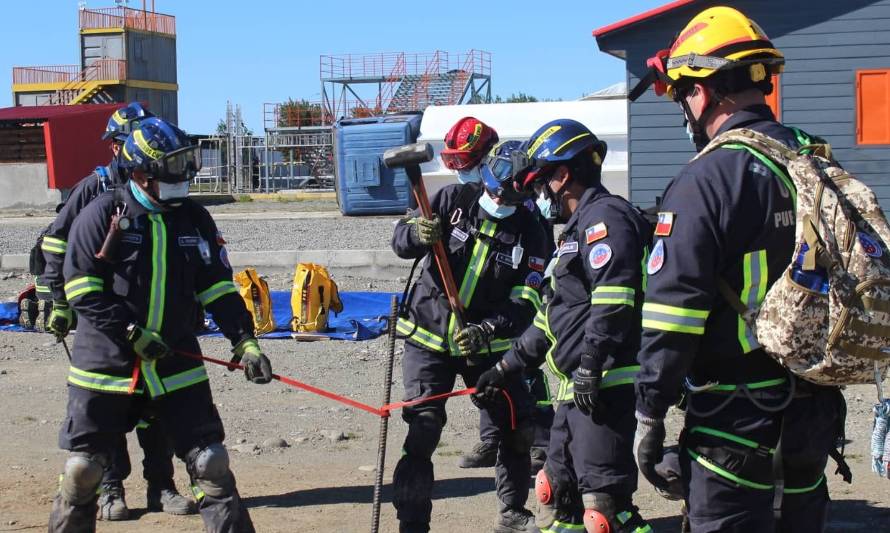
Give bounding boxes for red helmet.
[440,117,498,171]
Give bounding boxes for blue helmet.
[517,119,607,191]
[120,117,201,181]
[103,102,154,143]
[479,140,529,205]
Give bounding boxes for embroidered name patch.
[178,236,201,246]
[451,227,469,242]
[121,233,142,245]
[558,241,579,256]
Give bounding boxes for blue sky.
[1,0,666,133]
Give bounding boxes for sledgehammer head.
[383,142,434,169]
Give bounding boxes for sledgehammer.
[384,143,466,330]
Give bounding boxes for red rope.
[174,349,516,429]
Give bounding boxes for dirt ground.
[0,270,889,531]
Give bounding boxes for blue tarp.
[0,291,398,342]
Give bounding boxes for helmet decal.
[526,125,561,157]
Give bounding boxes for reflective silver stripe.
[641,302,709,335]
[162,365,209,393]
[457,219,496,307]
[141,358,165,398]
[67,366,132,394]
[590,285,635,306]
[511,285,542,311]
[64,276,104,300]
[739,250,767,353]
[146,214,167,332]
[396,317,446,352]
[41,236,67,254]
[197,281,237,306]
[601,365,640,389]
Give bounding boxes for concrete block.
[0,163,61,209]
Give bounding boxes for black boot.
[495,502,540,533]
[147,484,196,515]
[97,482,129,521]
[457,439,498,468]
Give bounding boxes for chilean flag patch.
[585,222,608,244]
[654,212,675,237]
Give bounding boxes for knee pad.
[535,468,554,505]
[187,443,234,499]
[404,410,443,458]
[60,452,107,505]
[582,493,648,533]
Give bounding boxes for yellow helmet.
[629,6,784,101]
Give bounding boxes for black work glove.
[408,215,441,246]
[47,300,74,340]
[126,324,171,361]
[572,354,604,420]
[472,360,508,409]
[634,411,670,492]
[231,338,273,384]
[453,320,496,357]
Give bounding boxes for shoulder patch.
[858,232,883,258]
[647,239,666,275]
[528,256,546,272]
[585,222,608,244]
[215,231,226,245]
[654,212,675,237]
[525,272,543,289]
[588,243,612,270]
[219,246,231,270]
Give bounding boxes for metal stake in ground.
[371,295,399,533]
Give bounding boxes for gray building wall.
[125,31,177,84]
[125,86,178,124]
[599,0,890,210]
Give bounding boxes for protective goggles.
[480,162,528,205]
[628,49,675,102]
[440,149,482,171]
[146,146,202,182]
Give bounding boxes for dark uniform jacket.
[636,105,804,419]
[504,183,651,402]
[39,160,122,301]
[63,186,253,397]
[392,183,552,356]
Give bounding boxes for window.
[857,69,890,145]
[765,74,781,120]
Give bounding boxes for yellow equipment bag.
[291,263,343,332]
[234,268,275,336]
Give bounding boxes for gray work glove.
[633,411,670,492]
[408,215,441,246]
[231,338,273,384]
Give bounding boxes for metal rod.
[371,295,399,533]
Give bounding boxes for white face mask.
[536,192,553,220]
[478,191,516,219]
[457,167,482,184]
[685,120,695,146]
[157,180,190,203]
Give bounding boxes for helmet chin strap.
[678,88,721,152]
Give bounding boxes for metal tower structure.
[319,50,492,121]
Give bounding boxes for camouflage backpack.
[695,128,890,386]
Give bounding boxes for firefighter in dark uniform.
[39,102,194,520]
[474,119,652,533]
[49,117,272,533]
[391,131,551,532]
[629,7,846,532]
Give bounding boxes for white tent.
[417,99,628,199]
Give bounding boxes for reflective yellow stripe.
[64,276,104,300]
[542,304,572,401]
[543,520,587,532]
[554,132,591,155]
[457,220,496,307]
[35,284,51,296]
[601,365,640,389]
[190,484,205,501]
[784,475,825,494]
[197,280,237,306]
[396,317,446,352]
[141,358,165,398]
[162,365,209,393]
[67,366,132,394]
[688,449,773,490]
[41,236,67,254]
[533,308,547,331]
[738,250,767,353]
[146,214,167,332]
[591,285,635,306]
[134,129,164,160]
[511,285,542,311]
[642,302,709,335]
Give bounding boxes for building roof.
[0,104,120,122]
[592,0,696,38]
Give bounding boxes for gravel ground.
[0,200,400,256]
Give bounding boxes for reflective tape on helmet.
[134,129,165,160]
[642,302,709,335]
[41,236,67,255]
[64,276,104,301]
[590,285,635,306]
[197,280,238,306]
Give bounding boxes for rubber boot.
[530,447,547,475]
[457,439,498,468]
[496,501,541,533]
[97,482,129,521]
[147,485,196,515]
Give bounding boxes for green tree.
[216,118,252,136]
[277,98,325,128]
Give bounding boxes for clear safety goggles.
[148,146,202,182]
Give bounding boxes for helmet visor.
[480,163,526,205]
[149,146,202,182]
[440,149,479,171]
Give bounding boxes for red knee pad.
[583,509,611,533]
[534,469,552,504]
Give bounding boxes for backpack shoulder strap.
[95,166,111,192]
